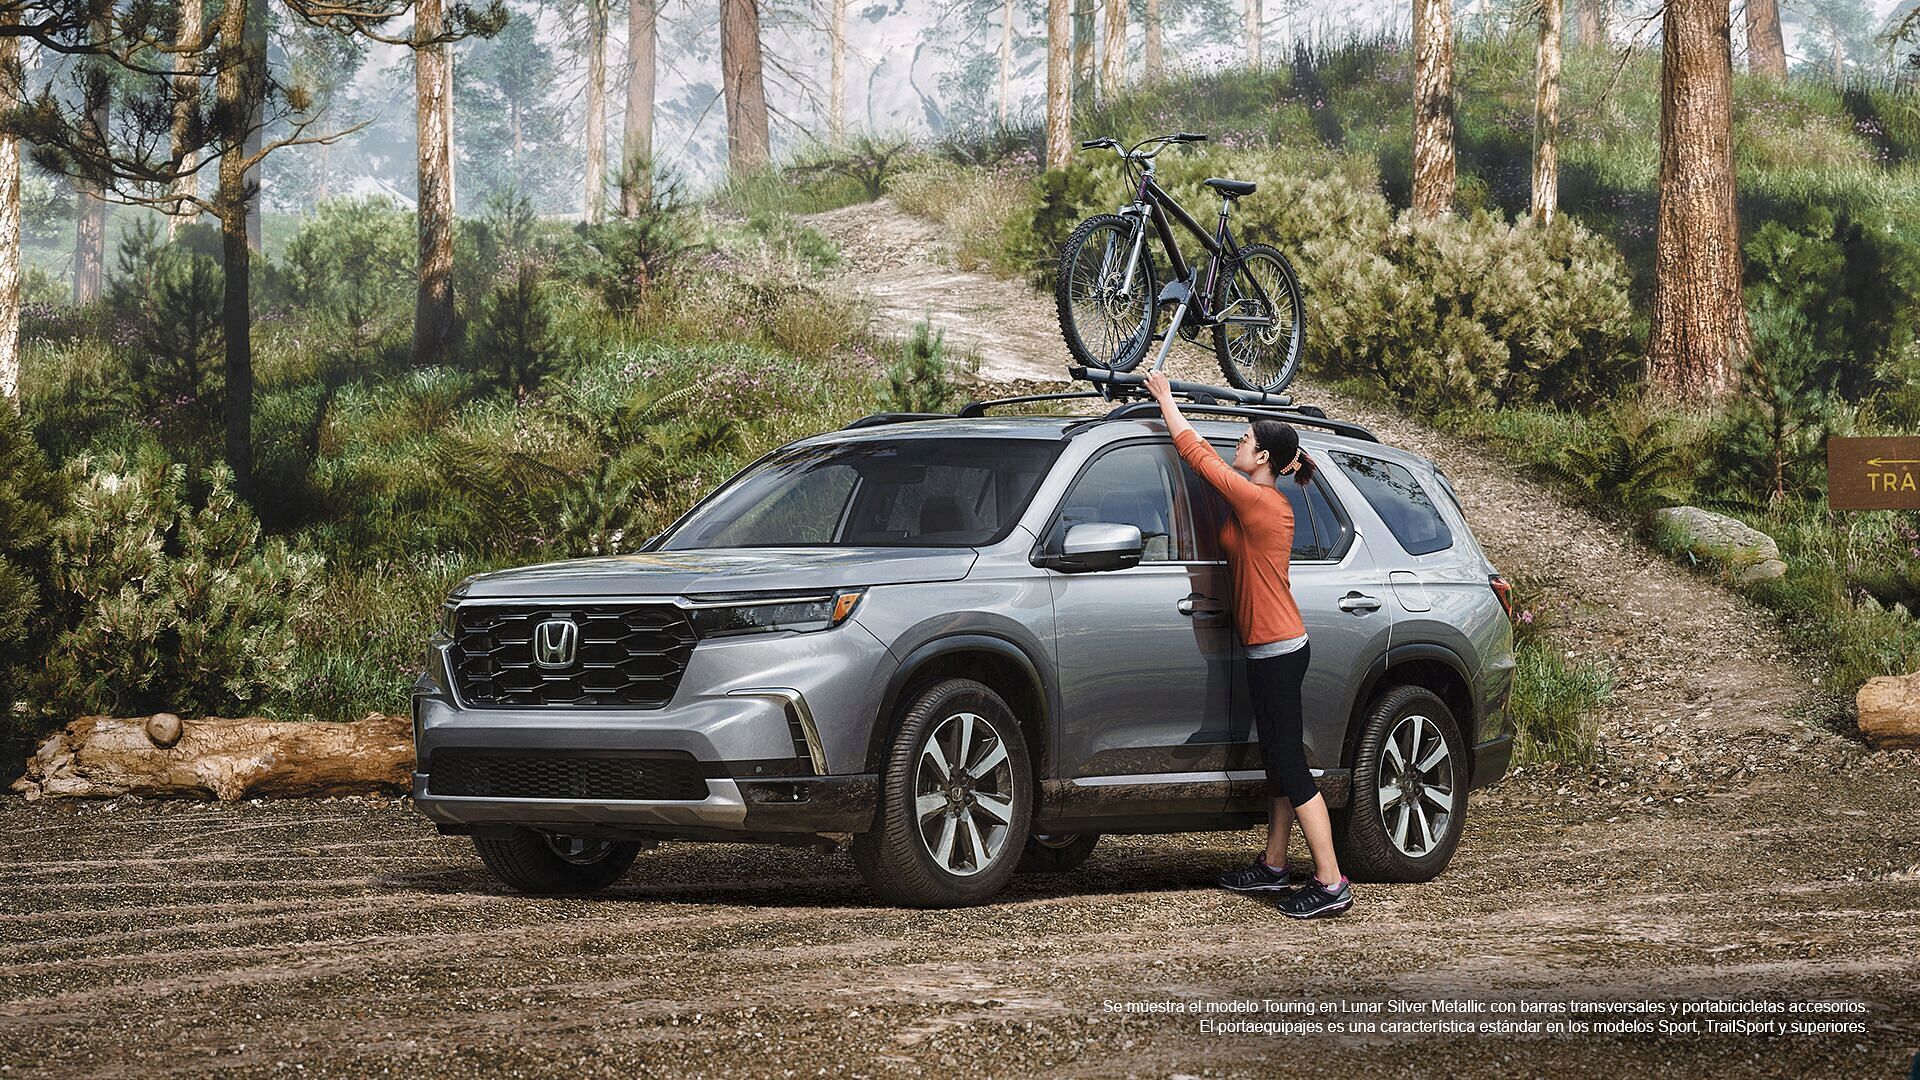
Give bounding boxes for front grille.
[450,603,697,709]
[427,749,710,801]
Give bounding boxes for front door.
[1045,441,1235,787]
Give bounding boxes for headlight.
[687,589,864,639]
[439,603,460,637]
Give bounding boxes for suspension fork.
[1116,203,1150,296]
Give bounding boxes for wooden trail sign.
[1829,437,1920,510]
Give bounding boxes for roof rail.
[956,389,1106,417]
[843,411,954,430]
[1082,400,1381,443]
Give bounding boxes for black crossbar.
[956,390,1106,417]
[1068,365,1293,407]
[1090,399,1380,443]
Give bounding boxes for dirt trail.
[1,200,1918,1078]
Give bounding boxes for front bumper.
[414,771,879,838]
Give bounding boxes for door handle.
[1178,594,1225,618]
[1338,591,1381,613]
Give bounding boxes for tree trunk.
[316,141,331,205]
[1411,0,1456,216]
[1743,0,1786,79]
[1071,0,1093,107]
[216,0,256,495]
[1046,0,1071,168]
[511,102,523,189]
[167,0,202,239]
[0,23,17,408]
[1646,0,1747,401]
[1576,0,1605,46]
[71,6,109,305]
[1244,0,1261,68]
[1101,0,1125,97]
[584,0,608,221]
[244,0,266,253]
[1829,21,1843,82]
[1531,0,1562,225]
[1144,0,1162,80]
[414,0,456,365]
[720,0,771,171]
[828,0,847,138]
[622,0,656,212]
[10,713,414,801]
[998,0,1013,127]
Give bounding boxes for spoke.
[1411,803,1432,853]
[1408,715,1427,768]
[1420,784,1453,810]
[1378,785,1404,810]
[916,793,947,821]
[969,739,1008,778]
[953,714,975,776]
[921,738,951,782]
[1390,802,1411,850]
[1383,736,1407,776]
[957,814,982,870]
[974,792,1013,825]
[932,814,958,868]
[1416,740,1449,774]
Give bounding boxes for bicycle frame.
[1110,147,1278,332]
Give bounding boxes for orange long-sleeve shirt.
[1171,427,1307,646]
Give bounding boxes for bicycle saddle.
[1203,177,1257,198]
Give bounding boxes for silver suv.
[412,395,1517,907]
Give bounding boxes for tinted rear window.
[1330,452,1453,556]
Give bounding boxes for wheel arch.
[868,634,1055,785]
[1342,643,1479,784]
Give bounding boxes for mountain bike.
[1054,132,1306,395]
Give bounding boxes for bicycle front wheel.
[1055,214,1158,373]
[1211,242,1305,394]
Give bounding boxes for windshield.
[660,438,1062,549]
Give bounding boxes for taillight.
[1489,573,1514,620]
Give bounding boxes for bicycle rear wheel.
[1056,214,1158,373]
[1211,242,1305,393]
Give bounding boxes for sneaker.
[1217,854,1294,893]
[1276,875,1353,919]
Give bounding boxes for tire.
[1056,214,1159,374]
[1333,685,1468,883]
[852,677,1035,907]
[1016,832,1100,873]
[473,828,642,895]
[1211,242,1305,393]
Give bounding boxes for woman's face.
[1233,428,1268,475]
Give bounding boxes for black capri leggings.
[1245,642,1318,805]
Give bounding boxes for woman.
[1143,369,1352,919]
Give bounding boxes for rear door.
[1183,436,1395,812]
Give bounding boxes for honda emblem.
[532,619,579,669]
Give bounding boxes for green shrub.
[1505,578,1613,765]
[568,197,696,312]
[0,408,65,724]
[469,261,562,396]
[1537,399,1691,516]
[35,452,321,717]
[883,320,972,413]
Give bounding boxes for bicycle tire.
[1055,214,1158,373]
[1211,242,1305,393]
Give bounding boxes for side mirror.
[1041,522,1144,573]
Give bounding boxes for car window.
[1330,451,1454,556]
[1190,441,1348,561]
[663,438,1060,549]
[1048,443,1187,562]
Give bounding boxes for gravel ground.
[2,201,1918,1077]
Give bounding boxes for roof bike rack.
[1068,365,1293,407]
[1089,400,1381,443]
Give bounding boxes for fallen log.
[10,712,413,801]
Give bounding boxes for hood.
[454,547,979,601]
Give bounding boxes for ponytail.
[1290,451,1317,488]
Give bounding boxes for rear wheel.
[1333,685,1467,882]
[1211,242,1304,393]
[1016,832,1100,873]
[1056,214,1159,373]
[853,678,1034,907]
[473,828,642,895]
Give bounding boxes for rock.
[1858,673,1920,749]
[9,713,414,800]
[1653,506,1785,582]
[145,712,184,749]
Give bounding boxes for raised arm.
[1143,369,1268,517]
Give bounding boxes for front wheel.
[1211,242,1305,393]
[852,678,1034,907]
[1056,214,1159,374]
[473,828,643,895]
